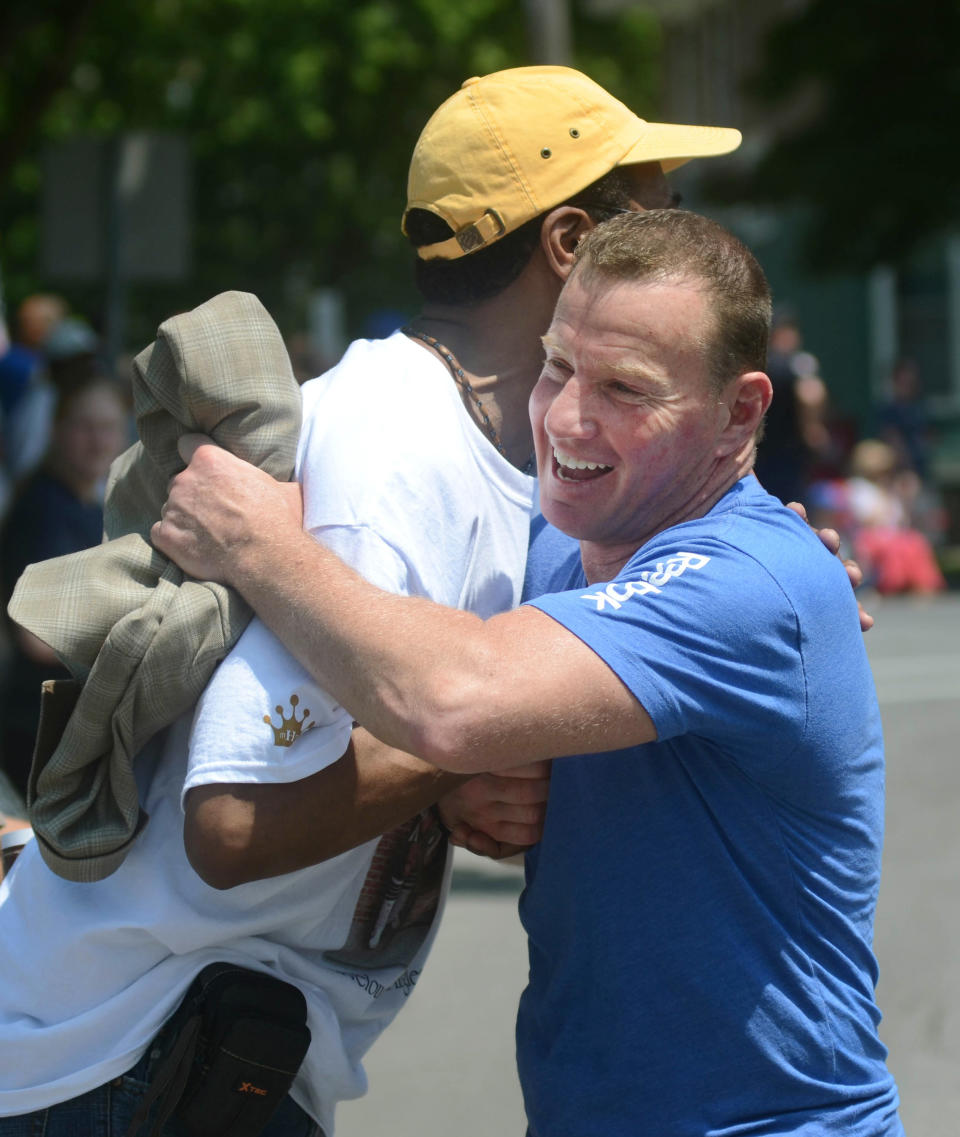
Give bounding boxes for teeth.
[554,448,611,472]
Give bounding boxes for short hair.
[571,209,772,392]
[407,168,638,305]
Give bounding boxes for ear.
[716,371,773,456]
[540,206,595,281]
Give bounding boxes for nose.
[543,375,596,444]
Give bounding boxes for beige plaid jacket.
[8,291,302,882]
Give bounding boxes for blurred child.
[844,439,946,596]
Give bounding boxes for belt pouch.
[126,961,312,1137]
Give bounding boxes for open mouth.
[553,447,613,483]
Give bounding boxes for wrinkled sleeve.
[182,524,411,801]
[528,539,808,771]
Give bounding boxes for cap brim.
[619,122,742,174]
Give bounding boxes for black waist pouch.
[126,962,312,1137]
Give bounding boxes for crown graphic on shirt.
[264,693,317,748]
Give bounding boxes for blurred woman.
[0,356,130,799]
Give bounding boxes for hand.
[786,501,874,631]
[152,434,303,585]
[438,760,551,860]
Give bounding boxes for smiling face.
[530,269,752,578]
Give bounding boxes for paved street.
[336,593,960,1137]
[869,594,960,1136]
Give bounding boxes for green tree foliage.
[0,0,660,346]
[715,0,960,272]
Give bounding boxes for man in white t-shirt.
[0,67,743,1137]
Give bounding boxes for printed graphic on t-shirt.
[263,693,317,747]
[581,552,710,611]
[323,807,447,971]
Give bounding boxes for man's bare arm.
[184,727,550,889]
[154,437,654,774]
[155,439,869,777]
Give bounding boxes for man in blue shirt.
[156,208,903,1135]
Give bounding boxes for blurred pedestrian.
[0,295,67,484]
[808,437,947,597]
[0,356,130,798]
[754,314,830,504]
[874,357,935,481]
[0,296,106,503]
[845,439,946,596]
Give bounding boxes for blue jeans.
[0,1041,322,1137]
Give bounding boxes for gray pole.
[524,0,572,64]
[103,136,128,374]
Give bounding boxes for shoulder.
[300,334,448,418]
[297,334,474,468]
[522,514,582,602]
[293,336,534,565]
[536,482,849,641]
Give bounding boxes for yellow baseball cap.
[404,65,742,261]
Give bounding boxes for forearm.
[184,728,465,888]
[224,523,497,766]
[154,438,654,772]
[151,437,482,760]
[167,517,649,773]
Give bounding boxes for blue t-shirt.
[521,508,580,603]
[518,476,902,1137]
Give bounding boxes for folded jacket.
[8,290,302,882]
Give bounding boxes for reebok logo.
[582,552,710,611]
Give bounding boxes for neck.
[407,261,561,470]
[579,456,756,585]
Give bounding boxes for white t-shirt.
[0,332,536,1135]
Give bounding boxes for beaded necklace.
[402,326,506,457]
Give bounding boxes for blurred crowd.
[0,293,133,816]
[755,315,948,599]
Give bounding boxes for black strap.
[124,1012,202,1137]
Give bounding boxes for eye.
[609,380,642,397]
[541,355,573,382]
